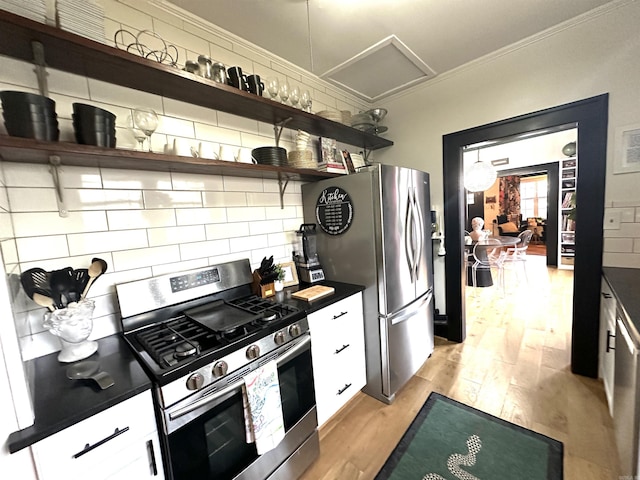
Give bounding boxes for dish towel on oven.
[242,360,285,454]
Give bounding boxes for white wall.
[376,0,640,313]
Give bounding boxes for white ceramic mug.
[219,144,239,162]
[236,148,255,164]
[172,137,195,157]
[198,142,219,160]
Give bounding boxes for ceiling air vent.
[321,35,436,102]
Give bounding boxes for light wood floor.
[300,256,620,480]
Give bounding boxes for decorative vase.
[43,299,98,363]
[274,280,284,292]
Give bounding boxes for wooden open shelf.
[0,10,393,152]
[0,135,337,181]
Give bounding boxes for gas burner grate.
[137,317,219,368]
[227,295,299,321]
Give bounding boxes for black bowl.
[5,121,59,141]
[72,103,116,121]
[1,91,56,110]
[74,128,116,147]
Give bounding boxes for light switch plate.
[603,210,621,230]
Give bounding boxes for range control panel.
[170,268,220,292]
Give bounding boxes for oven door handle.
[169,334,311,421]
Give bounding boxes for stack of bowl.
[251,146,287,166]
[72,103,116,147]
[0,91,59,141]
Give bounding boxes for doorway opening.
[442,94,608,378]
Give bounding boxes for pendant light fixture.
[464,148,497,192]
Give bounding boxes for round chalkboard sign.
[315,186,354,235]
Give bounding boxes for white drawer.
[32,390,159,480]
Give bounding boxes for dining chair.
[503,229,533,283]
[471,238,507,296]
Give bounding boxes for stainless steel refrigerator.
[302,163,434,404]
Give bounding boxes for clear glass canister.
[197,55,213,79]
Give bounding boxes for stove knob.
[186,372,204,391]
[289,324,302,338]
[246,345,260,360]
[212,361,228,378]
[274,331,286,345]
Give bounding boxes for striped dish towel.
[242,360,285,454]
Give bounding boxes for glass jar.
[197,55,213,79]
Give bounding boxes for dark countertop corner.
[276,280,365,314]
[8,333,151,453]
[602,267,640,333]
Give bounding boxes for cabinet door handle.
[333,311,348,320]
[334,344,350,354]
[337,383,352,395]
[606,329,615,353]
[72,426,130,459]
[146,439,158,476]
[601,292,612,299]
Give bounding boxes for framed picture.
[279,261,299,287]
[485,196,496,204]
[614,123,640,174]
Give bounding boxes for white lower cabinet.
[599,276,616,416]
[31,390,163,480]
[308,292,366,426]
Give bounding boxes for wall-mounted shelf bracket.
[48,155,68,217]
[31,41,49,97]
[277,173,290,209]
[362,148,372,163]
[274,118,293,147]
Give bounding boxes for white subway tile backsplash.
[59,166,103,189]
[8,188,57,212]
[180,239,230,260]
[112,245,181,270]
[67,229,148,256]
[249,220,284,236]
[47,68,90,99]
[226,207,265,222]
[147,225,205,246]
[206,222,249,240]
[0,211,14,238]
[143,190,203,209]
[176,207,227,225]
[283,217,305,232]
[151,258,209,277]
[17,235,69,262]
[20,330,62,361]
[247,192,282,207]
[171,172,224,191]
[229,235,268,253]
[107,209,176,230]
[66,189,144,211]
[194,122,242,145]
[0,56,39,90]
[153,19,210,54]
[156,116,196,137]
[634,239,640,253]
[611,200,640,208]
[603,222,640,238]
[603,252,640,268]
[89,313,121,340]
[1,239,18,264]
[202,191,247,207]
[603,237,633,253]
[265,206,298,220]
[250,245,286,265]
[217,112,260,135]
[3,163,53,187]
[223,176,264,193]
[13,211,108,237]
[87,78,164,112]
[101,169,172,190]
[101,0,154,30]
[86,267,153,297]
[267,232,289,246]
[163,97,218,126]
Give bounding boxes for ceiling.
[162,0,618,102]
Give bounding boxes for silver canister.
[183,60,199,75]
[212,62,227,84]
[197,55,213,79]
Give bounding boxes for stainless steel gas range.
[116,259,319,480]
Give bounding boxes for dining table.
[465,235,521,287]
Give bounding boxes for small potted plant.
[274,264,285,292]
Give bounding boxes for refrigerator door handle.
[411,188,423,281]
[389,289,433,325]
[405,188,416,282]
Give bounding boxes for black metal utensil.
[71,268,89,303]
[49,267,75,309]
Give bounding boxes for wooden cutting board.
[291,285,335,301]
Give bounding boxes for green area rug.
[375,392,563,480]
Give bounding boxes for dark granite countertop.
[276,280,365,315]
[7,281,364,454]
[8,333,152,453]
[602,267,640,337]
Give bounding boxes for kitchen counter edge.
[602,267,640,341]
[8,333,152,453]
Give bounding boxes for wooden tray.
[291,285,335,302]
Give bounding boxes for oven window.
[168,343,315,480]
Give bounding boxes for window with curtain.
[520,175,547,219]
